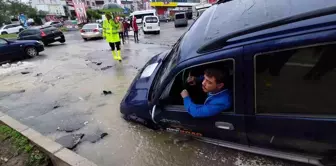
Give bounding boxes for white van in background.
[143,16,160,34]
[130,10,157,25]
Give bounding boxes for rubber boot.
[117,50,122,62]
[112,51,118,60]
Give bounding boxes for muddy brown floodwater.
[0,24,309,166]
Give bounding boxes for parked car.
[120,0,336,165]
[158,15,171,22]
[80,23,103,41]
[0,24,24,35]
[174,12,188,27]
[63,20,79,31]
[143,16,160,34]
[0,38,44,63]
[44,21,63,28]
[18,26,65,46]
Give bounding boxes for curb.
[0,111,97,166]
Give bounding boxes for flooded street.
[0,21,308,166]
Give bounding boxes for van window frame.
[253,41,336,118]
[175,13,186,19]
[159,58,236,114]
[144,16,158,23]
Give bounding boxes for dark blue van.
[120,0,336,165]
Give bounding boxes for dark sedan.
[158,15,171,22]
[18,26,65,46]
[0,38,44,63]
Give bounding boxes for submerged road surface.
[0,21,308,166]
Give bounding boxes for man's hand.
[180,89,189,98]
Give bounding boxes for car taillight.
[80,29,85,33]
[144,23,146,27]
[93,29,98,32]
[40,30,46,37]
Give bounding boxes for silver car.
[174,12,188,27]
[44,21,63,28]
[80,23,103,41]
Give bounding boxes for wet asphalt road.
[0,21,309,166]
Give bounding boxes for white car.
[0,24,24,35]
[80,23,103,41]
[142,16,160,34]
[44,21,63,28]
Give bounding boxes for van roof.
[131,10,156,15]
[178,0,336,62]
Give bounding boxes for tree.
[86,9,102,21]
[0,0,10,25]
[0,0,41,25]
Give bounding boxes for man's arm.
[183,96,230,118]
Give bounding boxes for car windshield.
[83,24,97,29]
[152,34,184,98]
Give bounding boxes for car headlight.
[36,41,43,45]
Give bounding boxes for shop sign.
[150,2,178,7]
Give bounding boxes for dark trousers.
[134,31,139,42]
[109,42,120,51]
[124,28,129,38]
[119,32,124,44]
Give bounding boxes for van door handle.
[215,122,234,130]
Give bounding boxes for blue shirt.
[183,89,232,118]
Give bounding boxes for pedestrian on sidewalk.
[132,16,139,43]
[118,18,125,45]
[123,18,129,38]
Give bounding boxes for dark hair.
[204,68,226,84]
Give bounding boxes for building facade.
[150,1,199,18]
[30,0,67,16]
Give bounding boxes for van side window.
[255,44,336,115]
[163,60,234,112]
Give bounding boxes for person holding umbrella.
[103,13,114,50]
[103,12,122,62]
[111,14,122,62]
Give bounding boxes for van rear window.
[145,17,158,23]
[175,14,185,19]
